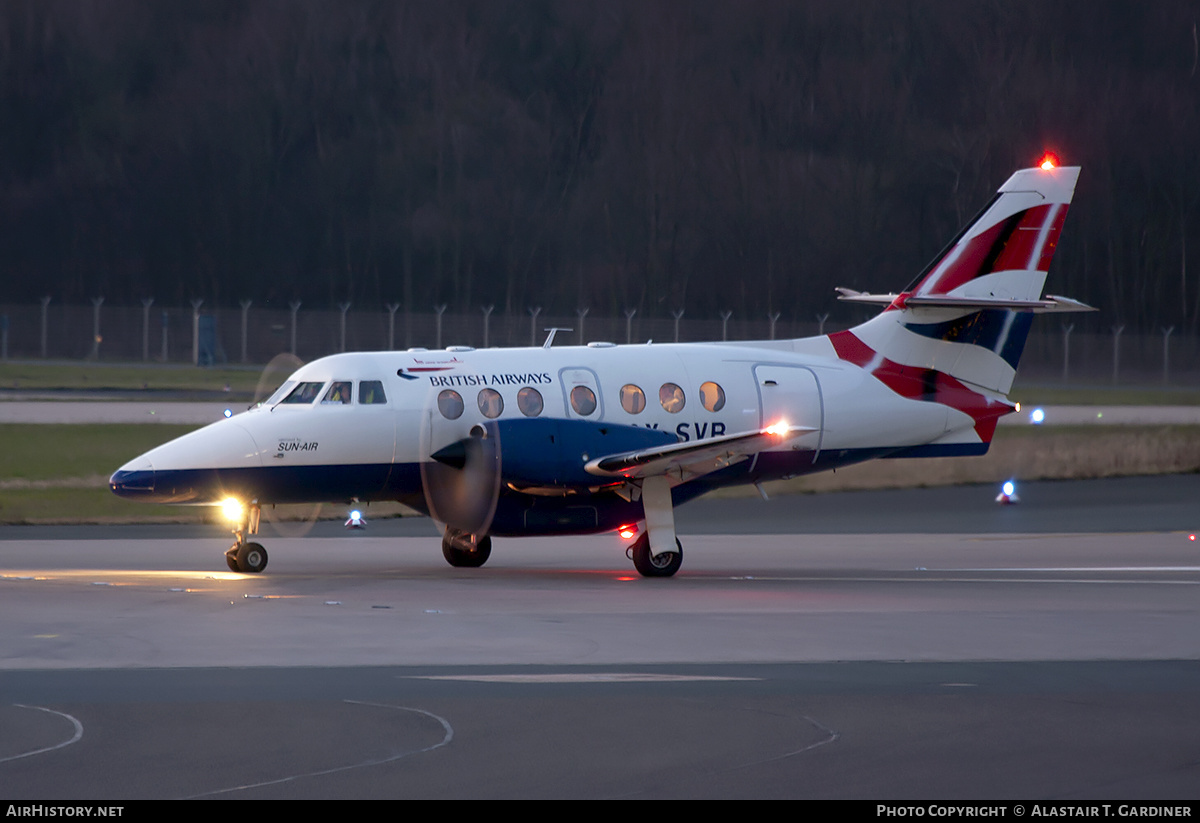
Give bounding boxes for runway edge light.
[996,480,1019,505]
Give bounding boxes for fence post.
[141,298,155,362]
[816,312,829,336]
[671,309,684,343]
[1,314,8,360]
[1162,326,1175,385]
[190,298,203,366]
[1111,325,1125,384]
[481,305,494,348]
[529,306,542,346]
[239,299,252,363]
[434,304,447,348]
[624,308,636,344]
[338,302,352,352]
[289,300,301,356]
[719,310,732,341]
[576,307,589,345]
[160,310,169,361]
[1061,323,1074,381]
[768,311,781,340]
[40,296,51,358]
[90,297,104,360]
[386,303,401,350]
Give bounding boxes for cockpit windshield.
[261,380,297,407]
[278,381,325,404]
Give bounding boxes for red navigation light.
[1039,153,1059,171]
[618,526,637,540]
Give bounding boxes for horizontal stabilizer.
[584,424,813,481]
[835,287,1095,314]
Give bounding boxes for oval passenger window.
[659,382,685,413]
[517,387,543,417]
[438,389,464,420]
[478,388,504,419]
[570,385,597,416]
[620,384,646,414]
[699,381,725,412]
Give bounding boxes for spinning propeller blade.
[420,420,502,537]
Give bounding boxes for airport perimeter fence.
[1,301,1198,387]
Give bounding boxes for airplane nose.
[109,421,263,504]
[109,456,155,498]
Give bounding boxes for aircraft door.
[753,364,823,462]
[558,367,605,420]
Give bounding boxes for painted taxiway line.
[408,673,760,683]
[0,705,84,764]
[940,566,1200,573]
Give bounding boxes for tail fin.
[832,164,1085,398]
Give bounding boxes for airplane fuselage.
[111,335,993,536]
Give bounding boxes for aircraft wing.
[583,424,814,482]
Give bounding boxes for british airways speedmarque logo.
[398,356,463,380]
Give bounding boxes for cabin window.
[699,381,725,412]
[280,381,324,404]
[570,385,597,416]
[620,384,646,414]
[358,380,387,404]
[517,387,543,417]
[478,388,503,419]
[659,382,685,413]
[321,381,352,404]
[437,389,464,420]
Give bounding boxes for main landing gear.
[626,475,683,578]
[442,527,492,568]
[629,533,683,577]
[226,501,268,574]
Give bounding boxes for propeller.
[263,501,324,538]
[252,352,305,407]
[253,352,324,537]
[419,417,503,538]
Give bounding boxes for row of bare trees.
[2,1,1199,332]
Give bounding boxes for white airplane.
[111,161,1091,577]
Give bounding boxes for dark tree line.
[2,0,1199,332]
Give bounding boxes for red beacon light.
[1039,153,1059,171]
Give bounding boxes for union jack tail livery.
[828,164,1091,452]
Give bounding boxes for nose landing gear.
[226,541,268,574]
[226,502,267,573]
[441,527,492,568]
